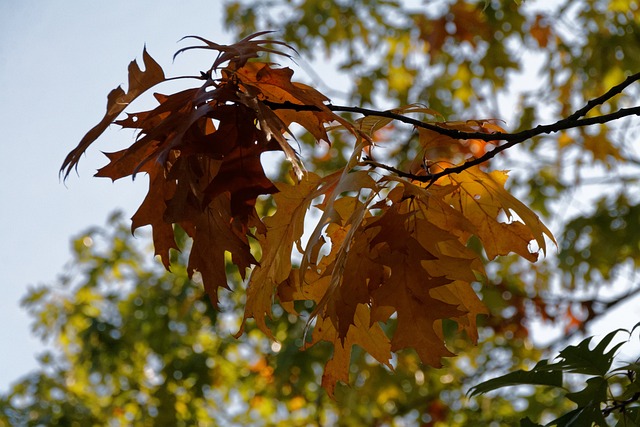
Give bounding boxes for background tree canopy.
[3,0,640,425]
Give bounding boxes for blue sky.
[0,1,232,391]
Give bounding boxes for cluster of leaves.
[60,31,561,395]
[471,327,640,426]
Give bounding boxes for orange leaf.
[238,173,326,338]
[305,304,392,398]
[236,63,346,143]
[441,167,555,261]
[530,15,552,48]
[366,207,465,366]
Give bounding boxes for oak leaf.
[366,207,467,366]
[186,195,258,307]
[174,31,295,71]
[238,173,326,338]
[306,304,392,398]
[61,48,165,178]
[129,157,179,269]
[441,167,555,261]
[236,63,345,143]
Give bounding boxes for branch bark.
[263,71,640,184]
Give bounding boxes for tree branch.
[603,392,640,418]
[263,71,640,184]
[566,72,640,121]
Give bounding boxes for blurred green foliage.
[0,213,566,425]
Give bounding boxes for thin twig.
[543,285,640,349]
[603,392,640,417]
[263,73,640,144]
[566,72,640,121]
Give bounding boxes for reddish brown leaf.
[371,247,461,366]
[61,48,165,178]
[363,207,464,365]
[236,63,345,143]
[130,160,178,269]
[187,195,257,307]
[318,199,383,339]
[199,110,279,219]
[174,31,296,71]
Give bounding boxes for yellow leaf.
[558,131,573,148]
[442,167,555,261]
[238,173,325,338]
[305,304,392,398]
[431,280,489,343]
[582,127,624,167]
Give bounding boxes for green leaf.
[611,362,640,374]
[542,377,609,427]
[520,417,544,427]
[468,360,563,397]
[551,406,601,427]
[615,407,640,427]
[617,379,640,401]
[566,376,608,407]
[548,329,627,376]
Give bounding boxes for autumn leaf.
[236,63,347,143]
[187,195,258,307]
[353,104,443,137]
[416,119,504,168]
[238,173,326,338]
[196,106,279,219]
[280,264,392,398]
[366,206,467,366]
[430,281,488,343]
[301,143,377,276]
[129,158,179,269]
[174,31,296,71]
[60,48,165,178]
[441,167,555,261]
[74,35,319,305]
[304,193,488,368]
[96,149,180,269]
[62,32,573,399]
[316,197,384,339]
[306,304,392,398]
[391,192,489,342]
